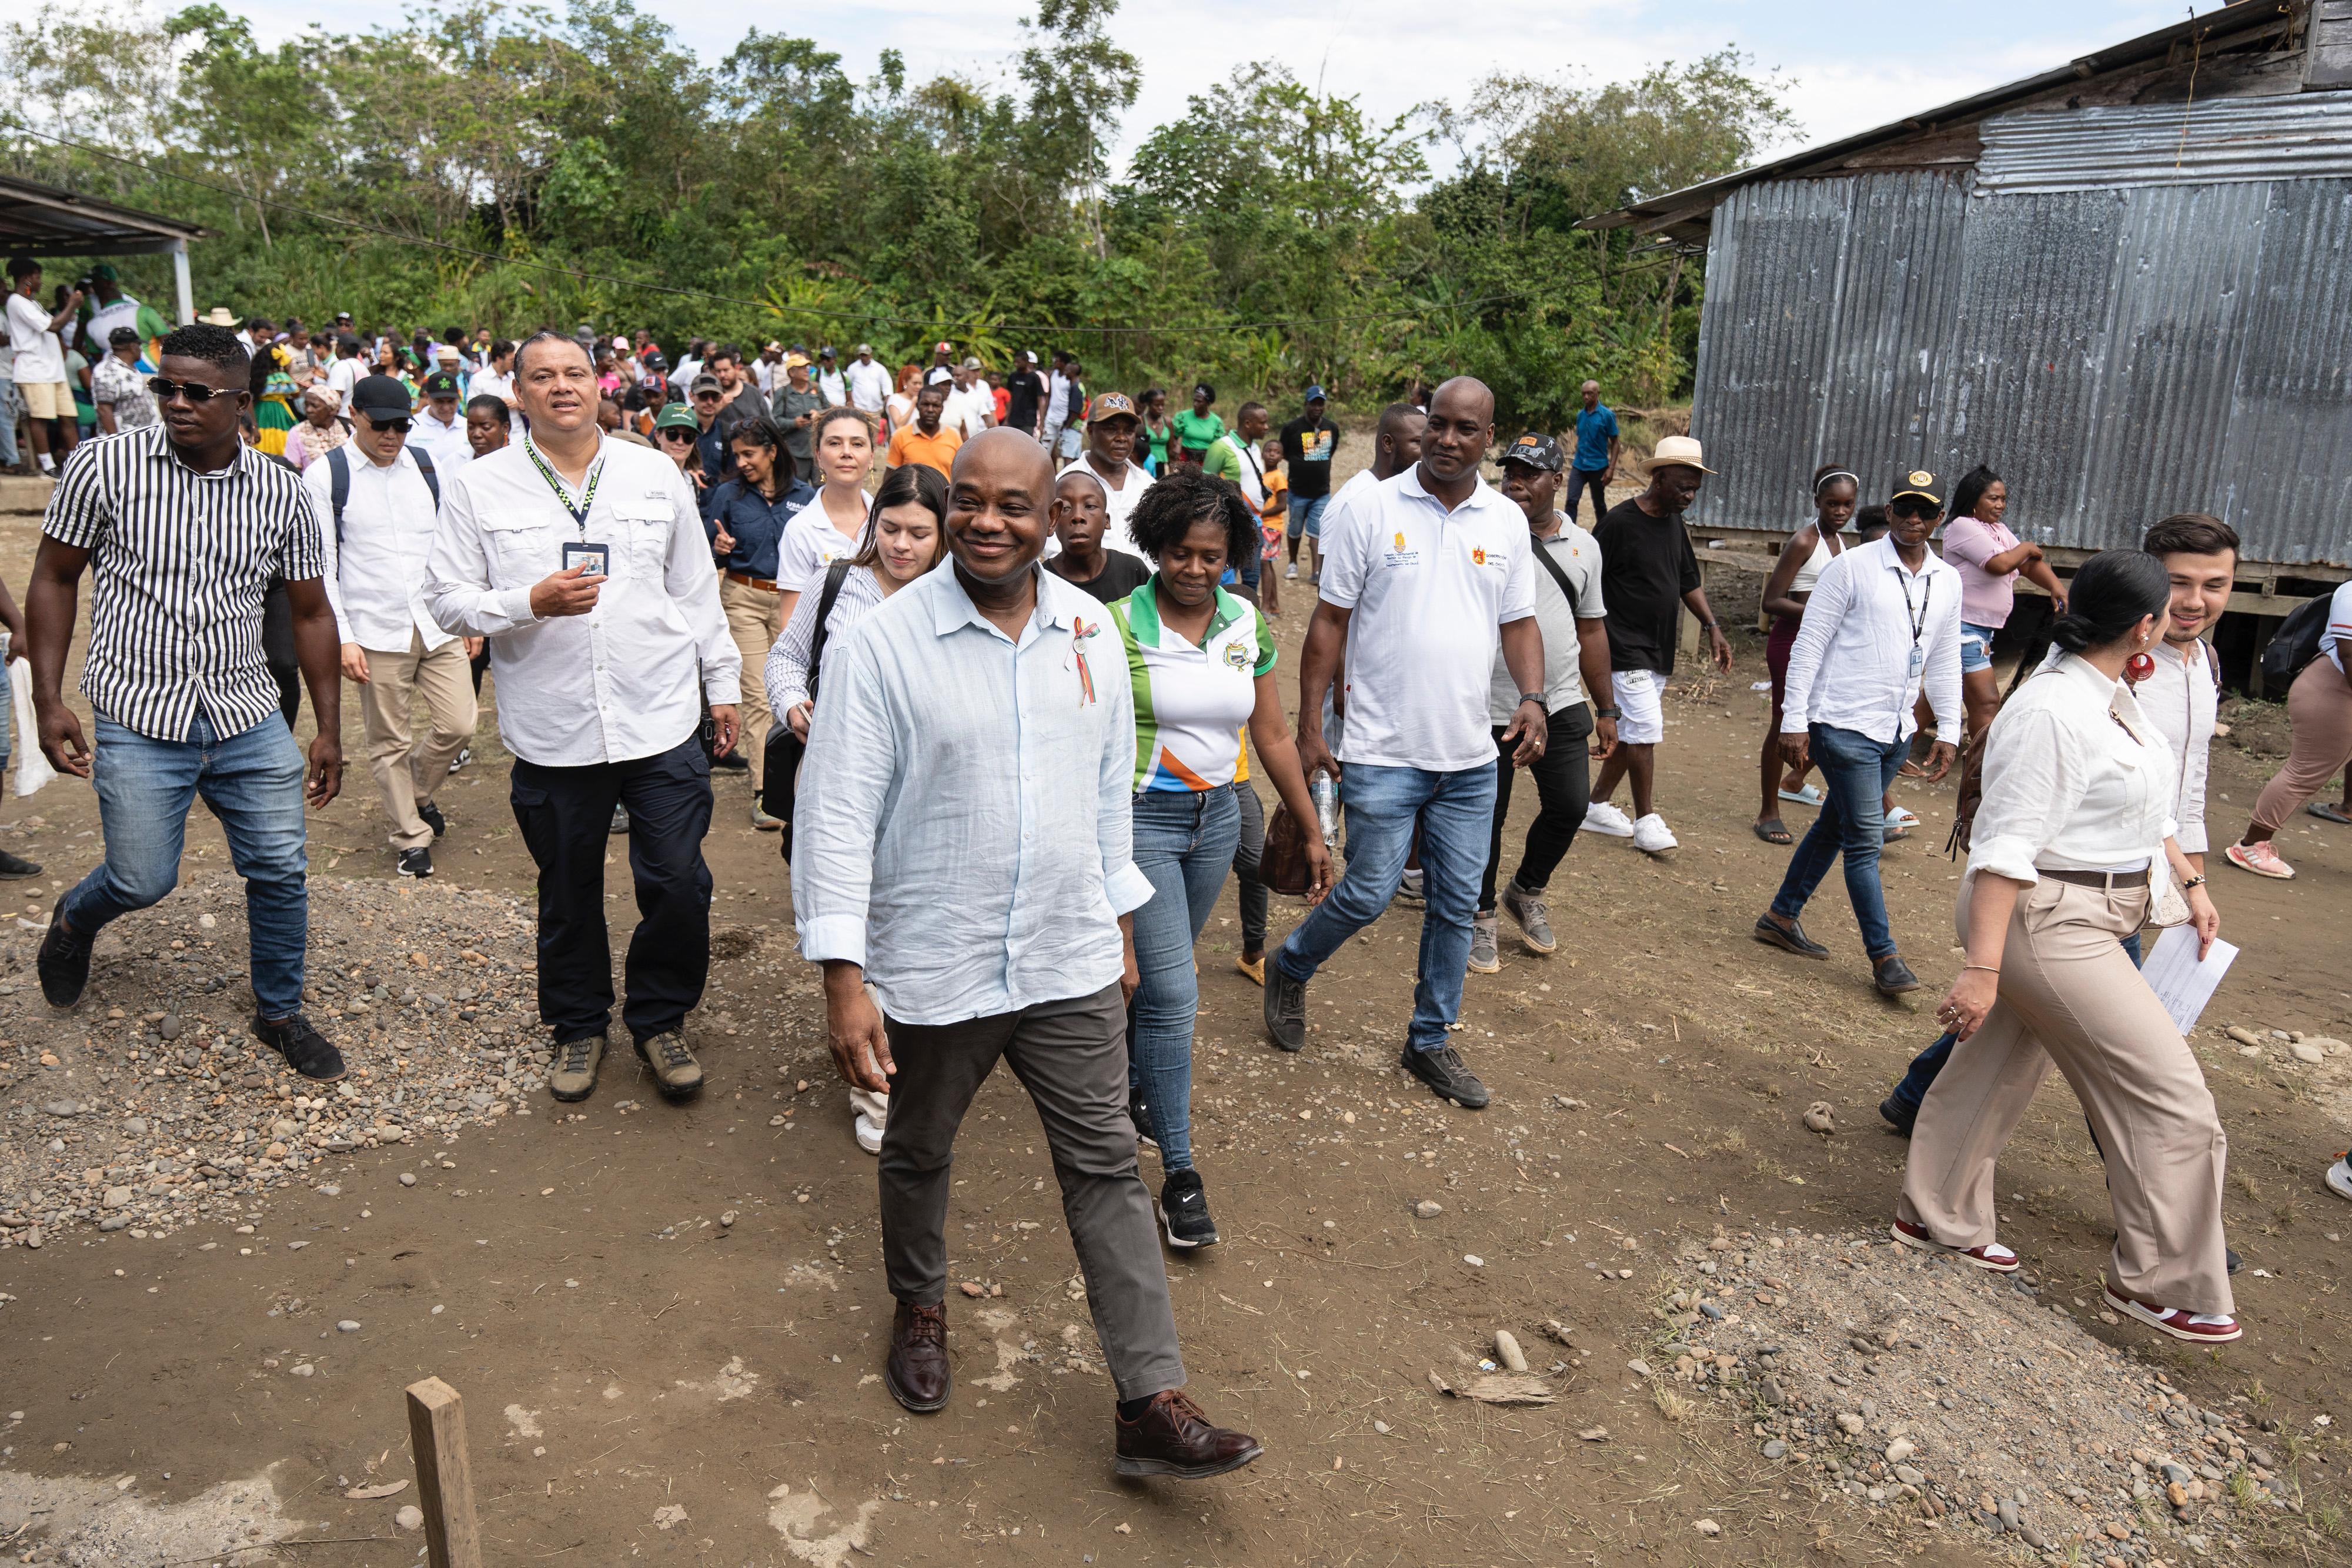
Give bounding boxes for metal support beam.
[169,239,192,326]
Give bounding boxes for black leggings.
[1479,702,1593,912]
[1231,779,1268,954]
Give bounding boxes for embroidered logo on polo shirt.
[1471,546,1486,565]
[1221,641,1250,670]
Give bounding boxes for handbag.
[1259,801,1317,896]
[764,560,856,855]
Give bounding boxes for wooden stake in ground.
[404,1376,485,1568]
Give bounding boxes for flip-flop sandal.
[1778,784,1824,807]
[1754,818,1793,845]
[1885,806,1920,830]
[2308,803,2352,825]
[1899,760,1934,778]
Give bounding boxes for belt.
[724,570,779,591]
[2038,867,2149,890]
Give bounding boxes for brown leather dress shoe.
[885,1300,950,1413]
[1113,1389,1264,1479]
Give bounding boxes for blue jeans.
[1127,787,1240,1173]
[62,708,310,1017]
[0,376,16,467]
[1769,723,1908,959]
[1274,761,1495,1053]
[1889,929,2144,1114]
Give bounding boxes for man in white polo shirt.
[1265,377,1547,1109]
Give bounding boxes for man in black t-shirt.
[1584,435,1733,857]
[1004,352,1048,440]
[1278,386,1340,579]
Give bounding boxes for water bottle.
[1309,771,1339,847]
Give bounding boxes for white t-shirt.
[5,293,64,384]
[844,359,891,413]
[469,366,514,404]
[753,359,780,397]
[942,383,993,439]
[326,356,363,403]
[777,504,863,593]
[818,369,847,406]
[1058,457,1154,559]
[1316,468,1536,773]
[1212,432,1267,511]
[2324,580,2352,675]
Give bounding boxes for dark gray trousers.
[878,981,1185,1401]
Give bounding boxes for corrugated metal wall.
[1977,96,2352,193]
[1688,156,2352,565]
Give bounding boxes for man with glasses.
[305,373,475,880]
[25,322,349,1080]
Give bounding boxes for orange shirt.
[886,423,963,477]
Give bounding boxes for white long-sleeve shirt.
[764,563,888,718]
[407,407,473,477]
[791,564,1153,1026]
[2130,637,2218,856]
[1780,535,1963,745]
[302,446,454,654]
[1969,651,2180,898]
[422,433,740,767]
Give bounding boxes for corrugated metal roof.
[1687,170,2352,566]
[1977,96,2352,193]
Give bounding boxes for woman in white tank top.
[1755,466,1857,844]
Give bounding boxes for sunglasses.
[659,428,694,442]
[147,376,238,404]
[363,416,415,434]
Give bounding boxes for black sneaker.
[1129,1084,1156,1149]
[1160,1169,1220,1248]
[1402,1044,1489,1109]
[0,848,42,879]
[610,804,630,835]
[448,745,472,775]
[1879,1095,1918,1137]
[252,1011,346,1082]
[397,847,434,878]
[1263,965,1307,1052]
[416,800,447,838]
[36,898,92,1008]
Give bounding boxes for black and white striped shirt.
[42,424,325,742]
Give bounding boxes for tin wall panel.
[1978,97,2352,195]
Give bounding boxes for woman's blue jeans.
[1127,787,1240,1173]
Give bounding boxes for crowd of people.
[6,273,2351,1478]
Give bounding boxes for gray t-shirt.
[1488,511,1606,722]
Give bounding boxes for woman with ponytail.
[1895,550,2237,1345]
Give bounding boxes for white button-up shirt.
[407,407,473,477]
[1315,467,1536,773]
[792,564,1154,1026]
[2127,637,2217,855]
[422,433,740,767]
[1969,651,2179,892]
[1780,535,1963,745]
[303,446,453,654]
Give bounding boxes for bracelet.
[1961,964,2000,975]
[1698,620,1719,631]
[1593,706,1621,719]
[2179,874,2207,890]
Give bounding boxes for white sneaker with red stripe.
[1890,1217,2019,1272]
[2102,1286,2241,1343]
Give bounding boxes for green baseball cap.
[653,402,700,433]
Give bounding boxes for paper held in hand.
[2141,925,2239,1035]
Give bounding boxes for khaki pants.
[359,633,477,851]
[1899,877,2233,1316]
[719,574,782,794]
[2251,656,2352,833]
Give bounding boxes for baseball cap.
[1303,384,1327,403]
[653,403,701,433]
[422,371,462,397]
[1646,434,1717,475]
[818,345,836,358]
[1090,392,1140,424]
[1499,432,1565,473]
[691,374,724,396]
[349,375,414,424]
[856,343,873,355]
[961,356,983,370]
[933,340,953,354]
[90,263,119,283]
[106,326,141,348]
[784,352,810,370]
[1891,468,1942,506]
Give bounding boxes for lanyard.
[523,432,603,538]
[1896,567,1931,651]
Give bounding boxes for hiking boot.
[0,848,42,879]
[1113,1390,1263,1480]
[36,898,93,1008]
[1160,1168,1220,1249]
[397,847,434,878]
[886,1300,951,1413]
[635,1029,704,1100]
[1468,912,1501,974]
[1500,880,1555,954]
[416,800,447,838]
[252,1012,345,1083]
[1402,1044,1489,1109]
[549,1033,606,1102]
[1262,965,1307,1052]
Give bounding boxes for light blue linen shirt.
[792,562,1154,1025]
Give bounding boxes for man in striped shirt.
[24,322,350,1082]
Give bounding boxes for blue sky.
[231,0,2210,174]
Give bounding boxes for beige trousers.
[720,574,783,793]
[1897,877,2234,1316]
[359,633,478,851]
[2251,655,2352,834]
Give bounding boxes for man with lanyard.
[1755,469,1961,997]
[1562,381,1619,527]
[1059,392,1153,557]
[844,344,891,427]
[424,331,741,1106]
[1266,379,1546,1109]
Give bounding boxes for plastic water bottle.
[1310,771,1339,847]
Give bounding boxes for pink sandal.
[2103,1286,2241,1343]
[2226,840,2296,880]
[1891,1218,2019,1273]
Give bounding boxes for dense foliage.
[1,0,1792,426]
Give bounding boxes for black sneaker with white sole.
[397,847,434,878]
[252,1011,346,1082]
[1263,965,1307,1052]
[1160,1168,1220,1248]
[1129,1085,1156,1149]
[1402,1044,1489,1108]
[36,897,93,1008]
[417,800,447,838]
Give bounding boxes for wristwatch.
[1518,692,1546,709]
[1594,705,1621,719]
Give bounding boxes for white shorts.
[1611,668,1665,745]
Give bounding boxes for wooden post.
[405,1377,485,1568]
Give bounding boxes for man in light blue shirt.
[1564,380,1620,526]
[791,428,1265,1480]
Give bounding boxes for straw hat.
[200,306,239,327]
[1646,434,1716,474]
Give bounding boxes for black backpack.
[2260,593,2333,691]
[325,444,438,540]
[762,559,857,855]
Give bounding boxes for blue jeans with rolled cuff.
[1768,723,1908,960]
[1126,786,1241,1173]
[1889,930,2144,1115]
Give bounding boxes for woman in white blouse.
[1894,551,2236,1343]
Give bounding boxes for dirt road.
[0,464,2345,1566]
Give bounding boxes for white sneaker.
[1583,801,1635,838]
[851,1086,889,1156]
[1285,563,1299,580]
[2329,1156,2352,1203]
[1632,813,1678,855]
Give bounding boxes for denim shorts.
[1959,620,1999,675]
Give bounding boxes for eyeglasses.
[146,376,235,404]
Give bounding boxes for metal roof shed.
[0,172,210,326]
[1585,0,2352,585]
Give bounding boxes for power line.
[1,121,1524,339]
